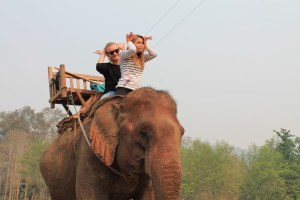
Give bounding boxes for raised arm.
[144,36,157,62]
[120,32,137,60]
[118,42,126,50]
[144,46,157,62]
[94,50,106,63]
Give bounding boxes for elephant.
[40,87,184,200]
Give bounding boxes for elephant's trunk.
[147,143,182,200]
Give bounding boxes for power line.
[145,0,182,35]
[154,0,208,47]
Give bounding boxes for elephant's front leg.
[75,139,111,200]
[76,173,109,200]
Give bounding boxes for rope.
[68,92,124,177]
[68,93,91,146]
[67,94,77,156]
[73,119,77,156]
[66,94,73,117]
[145,0,182,35]
[154,0,208,47]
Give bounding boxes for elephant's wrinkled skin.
[40,87,184,200]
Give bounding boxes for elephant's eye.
[139,128,148,139]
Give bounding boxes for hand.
[126,32,134,42]
[118,42,126,50]
[94,50,105,55]
[144,36,152,42]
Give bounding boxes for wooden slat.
[71,74,104,82]
[70,78,74,89]
[54,67,104,83]
[79,92,102,115]
[50,88,100,104]
[48,64,105,111]
[48,66,54,107]
[48,66,53,83]
[76,79,80,89]
[83,80,87,90]
[49,90,62,104]
[66,88,100,95]
[75,90,87,107]
[51,84,55,99]
[59,64,68,99]
[52,71,104,82]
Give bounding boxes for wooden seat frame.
[48,64,104,116]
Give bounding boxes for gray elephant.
[40,87,184,200]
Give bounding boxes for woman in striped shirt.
[116,32,157,95]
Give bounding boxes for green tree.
[0,106,65,139]
[274,129,300,199]
[180,139,243,199]
[181,139,213,198]
[240,140,287,200]
[19,141,50,199]
[40,107,66,139]
[0,130,33,200]
[274,129,298,163]
[0,106,64,199]
[0,106,33,137]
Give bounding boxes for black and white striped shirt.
[117,41,157,90]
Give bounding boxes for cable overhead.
[154,0,208,47]
[145,0,182,35]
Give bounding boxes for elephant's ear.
[89,96,122,166]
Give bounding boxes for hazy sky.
[1,0,299,148]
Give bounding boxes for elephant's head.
[89,87,184,199]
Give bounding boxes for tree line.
[0,106,299,200]
[0,106,65,200]
[180,129,300,200]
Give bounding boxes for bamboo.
[15,174,21,200]
[24,176,28,200]
[4,147,12,200]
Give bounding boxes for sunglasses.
[107,48,120,55]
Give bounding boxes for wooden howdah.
[48,64,104,116]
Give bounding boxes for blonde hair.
[104,42,117,52]
[132,35,145,69]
